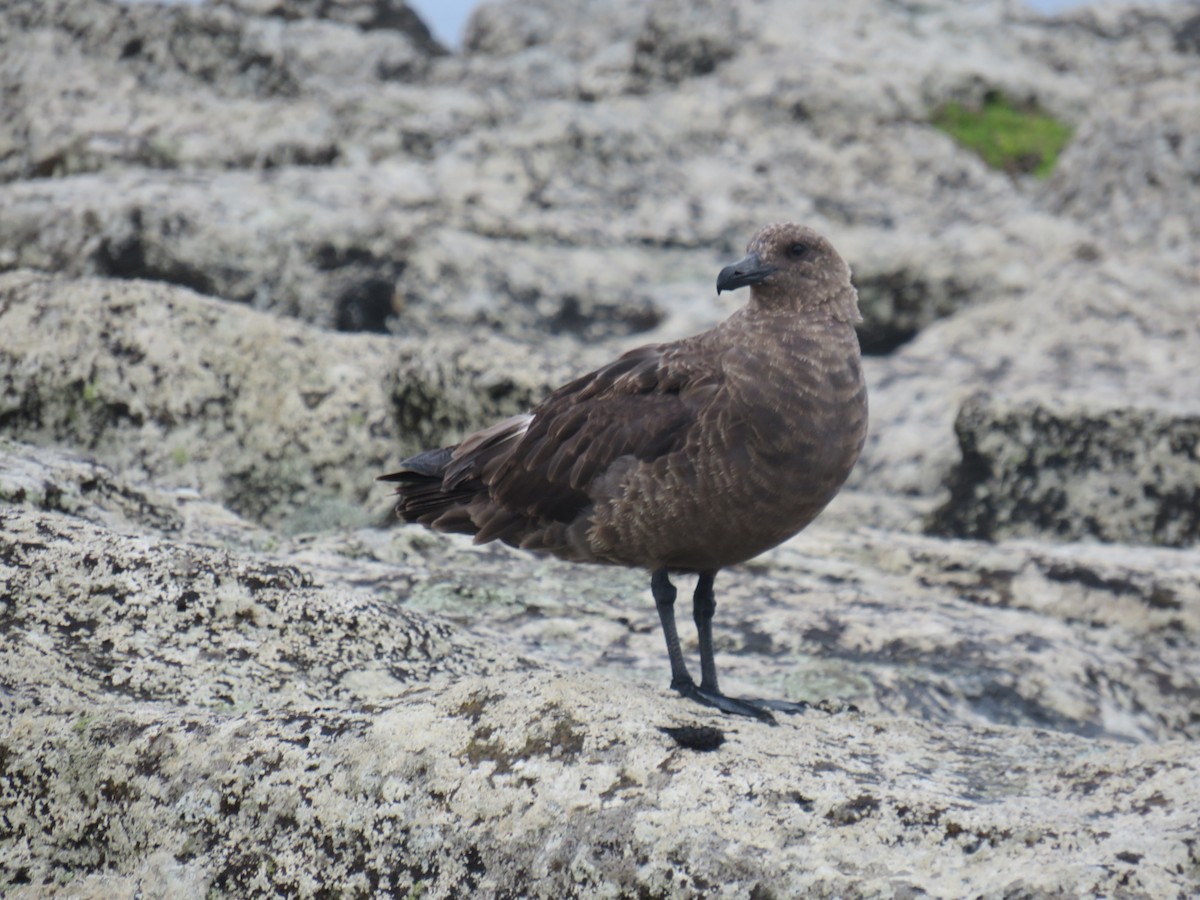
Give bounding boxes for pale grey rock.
[2,500,1199,897]
[2,0,435,97]
[0,505,493,711]
[210,0,444,52]
[0,436,281,551]
[4,667,1196,898]
[1,0,1199,894]
[0,0,453,181]
[382,327,591,453]
[463,0,643,59]
[929,395,1200,548]
[397,227,668,340]
[1178,10,1200,53]
[629,0,740,87]
[1043,81,1200,281]
[853,253,1200,496]
[5,0,1195,365]
[340,509,1199,746]
[0,274,417,528]
[0,165,437,326]
[0,271,586,529]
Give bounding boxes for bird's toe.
[672,681,778,725]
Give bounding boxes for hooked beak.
[716,252,778,294]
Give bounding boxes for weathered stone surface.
[853,255,1200,497]
[0,0,456,181]
[2,0,1194,358]
[928,395,1200,548]
[629,0,740,87]
[0,270,398,528]
[397,227,674,340]
[1043,81,1200,281]
[213,0,444,51]
[0,506,492,710]
[0,166,437,326]
[2,502,1198,898]
[2,0,1200,895]
[0,271,640,531]
[4,668,1195,899]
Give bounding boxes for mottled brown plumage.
[381,223,868,721]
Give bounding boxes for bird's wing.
[445,341,723,531]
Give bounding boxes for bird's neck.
[748,284,862,324]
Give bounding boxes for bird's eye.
[787,242,810,260]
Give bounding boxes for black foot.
[750,698,811,716]
[672,679,778,725]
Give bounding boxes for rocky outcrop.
[930,395,1200,547]
[0,272,574,529]
[3,467,1199,897]
[2,0,1199,896]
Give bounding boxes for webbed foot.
[672,679,778,725]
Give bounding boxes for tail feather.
[380,415,535,537]
[379,445,474,529]
[378,446,453,481]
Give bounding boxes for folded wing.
[381,342,722,553]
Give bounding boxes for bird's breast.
[591,320,867,571]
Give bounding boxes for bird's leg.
[693,571,720,694]
[651,569,775,724]
[651,568,693,690]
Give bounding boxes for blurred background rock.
[1,0,1198,896]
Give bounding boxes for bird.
[380,223,868,722]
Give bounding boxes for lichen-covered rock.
[1043,81,1200,280]
[212,0,444,51]
[3,490,1198,898]
[0,506,493,710]
[629,0,740,86]
[0,0,464,181]
[0,271,401,528]
[2,0,1200,895]
[3,437,1198,897]
[853,254,1200,495]
[0,166,437,326]
[2,618,1197,898]
[397,227,668,340]
[928,394,1200,547]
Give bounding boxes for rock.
[2,0,438,96]
[2,497,1198,897]
[0,0,454,181]
[463,0,643,59]
[396,227,668,340]
[629,0,740,87]
[853,254,1200,496]
[4,665,1196,897]
[1043,82,1200,281]
[0,434,300,555]
[0,270,396,529]
[0,165,440,326]
[211,0,445,53]
[928,394,1200,548]
[0,505,492,710]
[851,258,971,355]
[3,0,1200,894]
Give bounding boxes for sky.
[409,0,1109,49]
[408,0,480,49]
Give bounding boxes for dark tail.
[378,447,479,534]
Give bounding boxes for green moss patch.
[932,91,1072,178]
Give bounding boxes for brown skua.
[381,223,868,721]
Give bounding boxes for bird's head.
[716,223,861,322]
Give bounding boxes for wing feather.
[482,341,720,524]
[391,339,724,548]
